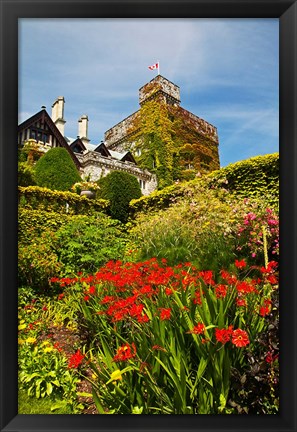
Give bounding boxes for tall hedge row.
[18,186,109,216]
[208,153,279,204]
[130,153,279,215]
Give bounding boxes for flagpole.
[158,61,160,75]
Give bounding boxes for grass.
[18,388,72,414]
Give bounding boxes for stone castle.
[18,75,220,194]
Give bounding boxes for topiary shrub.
[98,171,142,223]
[34,147,81,191]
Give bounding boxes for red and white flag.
[148,62,159,71]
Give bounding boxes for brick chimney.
[51,96,66,136]
[78,115,90,146]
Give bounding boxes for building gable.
[18,109,81,168]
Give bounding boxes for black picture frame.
[0,1,296,431]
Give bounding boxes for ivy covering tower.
[104,75,220,188]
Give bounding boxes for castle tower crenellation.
[139,75,181,106]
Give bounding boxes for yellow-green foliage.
[18,186,109,216]
[18,208,93,245]
[130,99,176,188]
[130,153,279,215]
[208,153,279,207]
[130,187,238,270]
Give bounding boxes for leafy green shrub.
[130,181,187,215]
[18,210,129,288]
[18,208,73,245]
[98,171,142,223]
[34,147,82,191]
[18,162,36,186]
[54,215,129,274]
[208,153,279,208]
[18,186,109,215]
[18,140,44,163]
[130,153,279,215]
[129,183,278,272]
[18,228,63,290]
[19,340,81,403]
[130,189,237,272]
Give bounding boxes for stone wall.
[78,151,157,195]
[104,111,139,149]
[139,75,180,105]
[179,108,218,144]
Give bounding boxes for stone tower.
[104,76,220,177]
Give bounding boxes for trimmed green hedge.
[98,171,142,223]
[34,147,82,191]
[18,186,109,216]
[208,153,279,205]
[130,153,279,214]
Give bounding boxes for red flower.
[193,290,203,305]
[188,322,205,335]
[236,281,256,294]
[231,329,250,347]
[57,293,64,300]
[53,342,63,352]
[50,277,59,283]
[235,259,246,269]
[259,306,270,317]
[42,306,48,311]
[68,349,84,368]
[101,295,115,304]
[113,343,137,362]
[259,299,271,316]
[84,295,90,302]
[137,314,150,323]
[260,261,278,274]
[129,303,144,317]
[267,274,278,285]
[215,326,233,344]
[236,298,247,307]
[165,287,173,295]
[215,284,228,299]
[88,286,96,295]
[199,270,215,286]
[159,308,171,321]
[220,270,238,285]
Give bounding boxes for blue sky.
[19,19,279,167]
